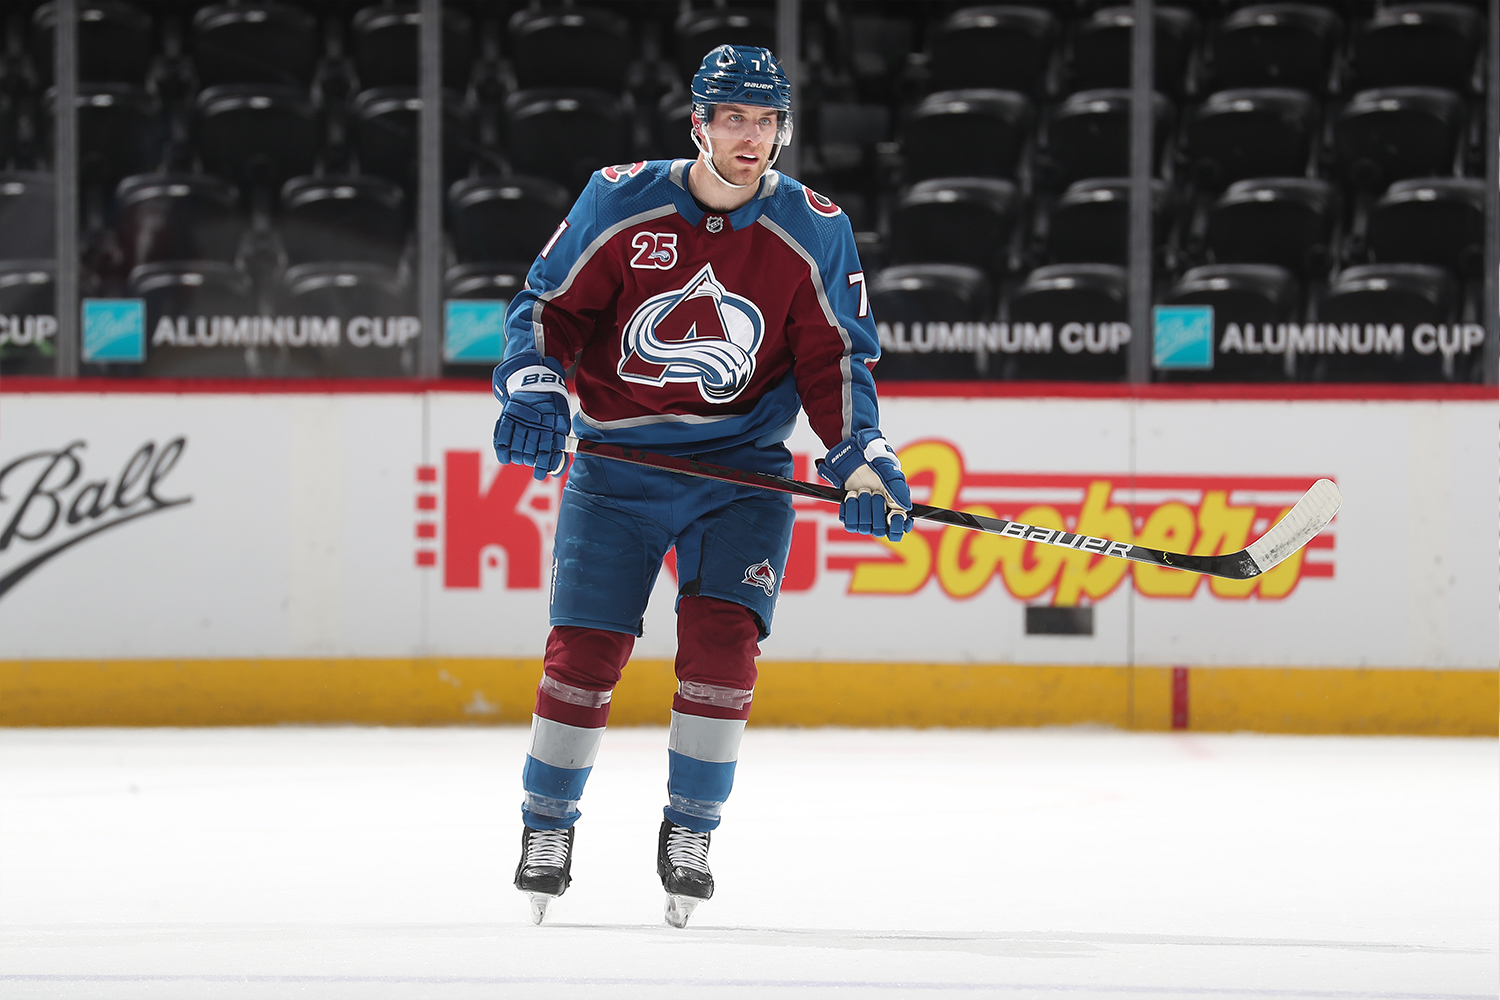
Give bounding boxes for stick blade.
[1244,479,1342,574]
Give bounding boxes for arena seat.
[1006,263,1130,380]
[889,177,1019,277]
[279,175,406,267]
[507,5,632,91]
[927,5,1058,94]
[278,262,417,377]
[192,1,319,89]
[352,87,476,190]
[445,261,528,301]
[1163,263,1301,381]
[813,102,889,188]
[350,2,475,91]
[127,261,259,377]
[1365,177,1486,276]
[0,261,57,375]
[1038,89,1172,188]
[0,173,56,260]
[115,174,244,269]
[1044,178,1170,267]
[1064,5,1198,95]
[900,89,1032,183]
[1204,3,1342,94]
[867,264,991,380]
[1351,2,1484,94]
[673,8,775,82]
[30,0,154,85]
[1315,263,1467,381]
[1182,88,1319,192]
[448,175,570,266]
[50,85,163,198]
[196,84,319,194]
[1206,178,1339,276]
[503,89,630,194]
[1332,86,1465,192]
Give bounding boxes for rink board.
[0,383,1494,733]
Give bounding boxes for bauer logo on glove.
[817,429,913,541]
[493,353,573,481]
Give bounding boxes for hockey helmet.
[690,44,793,148]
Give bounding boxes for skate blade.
[664,893,701,929]
[528,893,556,925]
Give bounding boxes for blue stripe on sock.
[522,756,591,829]
[666,749,737,831]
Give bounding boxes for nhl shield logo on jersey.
[705,216,724,233]
[742,558,777,597]
[618,263,765,403]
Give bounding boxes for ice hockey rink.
[0,726,1494,1000]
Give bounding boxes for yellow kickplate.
[0,659,1493,735]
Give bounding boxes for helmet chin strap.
[692,122,782,191]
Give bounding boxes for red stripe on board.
[1171,667,1190,730]
[415,466,438,482]
[416,496,437,511]
[414,551,437,567]
[0,376,1491,401]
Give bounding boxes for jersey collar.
[668,159,779,232]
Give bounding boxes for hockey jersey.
[500,159,882,455]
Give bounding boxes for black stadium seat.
[1316,263,1469,381]
[115,174,244,269]
[0,173,56,260]
[1332,86,1465,191]
[1039,89,1172,187]
[446,261,528,301]
[900,89,1032,183]
[508,6,632,91]
[0,261,57,375]
[1065,5,1199,95]
[192,1,319,89]
[352,87,476,190]
[1006,263,1130,380]
[867,263,991,380]
[1045,178,1171,267]
[1206,178,1338,276]
[448,175,570,265]
[48,85,163,197]
[350,2,475,91]
[31,0,154,85]
[128,261,258,377]
[1164,263,1301,381]
[674,8,775,82]
[1183,88,1318,192]
[278,262,416,376]
[927,5,1059,95]
[278,175,406,267]
[889,177,1018,277]
[653,94,697,161]
[1365,177,1486,276]
[1351,2,1484,94]
[196,84,319,194]
[504,89,630,194]
[1205,3,1342,94]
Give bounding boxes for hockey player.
[493,44,912,928]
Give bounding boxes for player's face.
[702,103,778,186]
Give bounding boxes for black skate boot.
[514,825,574,924]
[656,818,713,928]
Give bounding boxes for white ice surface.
[0,727,1494,999]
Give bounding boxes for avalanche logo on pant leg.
[742,558,777,597]
[618,263,764,403]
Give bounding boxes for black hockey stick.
[564,437,1341,582]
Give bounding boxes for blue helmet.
[691,44,793,147]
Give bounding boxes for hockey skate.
[514,825,574,925]
[656,818,714,928]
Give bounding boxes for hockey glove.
[493,353,571,480]
[818,430,912,541]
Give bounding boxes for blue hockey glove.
[493,353,571,481]
[817,430,912,541]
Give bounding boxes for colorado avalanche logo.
[602,161,647,183]
[803,187,841,217]
[618,263,765,403]
[742,559,777,597]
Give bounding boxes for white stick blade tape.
[1244,479,1342,574]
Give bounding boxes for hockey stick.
[564,437,1341,582]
